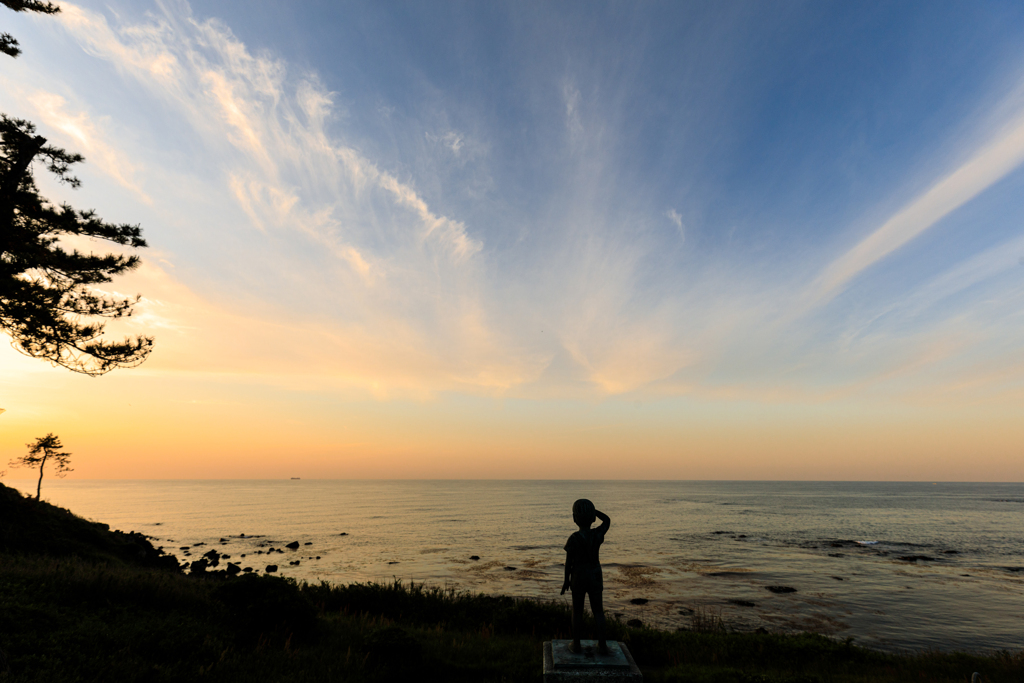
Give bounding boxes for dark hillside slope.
[0,482,179,570]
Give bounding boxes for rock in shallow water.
[766,585,796,594]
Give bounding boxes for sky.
[1,1,1023,480]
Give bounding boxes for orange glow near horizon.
[2,341,1022,481]
[1,260,1021,481]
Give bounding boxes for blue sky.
[1,1,1023,479]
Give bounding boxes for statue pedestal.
[543,640,642,682]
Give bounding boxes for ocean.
[7,479,1022,653]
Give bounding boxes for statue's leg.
[589,590,608,654]
[570,585,585,652]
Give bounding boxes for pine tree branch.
[0,115,153,375]
[0,33,20,58]
[0,1,61,15]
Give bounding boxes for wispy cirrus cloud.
[805,106,1024,310]
[23,90,151,203]
[57,2,481,262]
[31,2,517,398]
[665,208,684,241]
[3,0,1020,410]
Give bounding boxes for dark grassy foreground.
[1,484,1021,682]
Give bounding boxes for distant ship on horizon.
[290,477,300,480]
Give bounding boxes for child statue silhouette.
[560,498,611,655]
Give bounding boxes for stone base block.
[543,640,642,682]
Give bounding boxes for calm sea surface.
[8,479,1023,653]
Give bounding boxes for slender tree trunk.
[35,454,46,500]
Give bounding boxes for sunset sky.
[2,1,1023,480]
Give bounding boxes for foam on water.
[8,479,1023,653]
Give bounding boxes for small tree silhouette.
[9,433,72,500]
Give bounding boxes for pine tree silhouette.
[1,2,153,374]
[0,117,154,374]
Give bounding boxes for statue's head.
[572,498,596,528]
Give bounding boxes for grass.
[690,605,727,634]
[0,482,1021,682]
